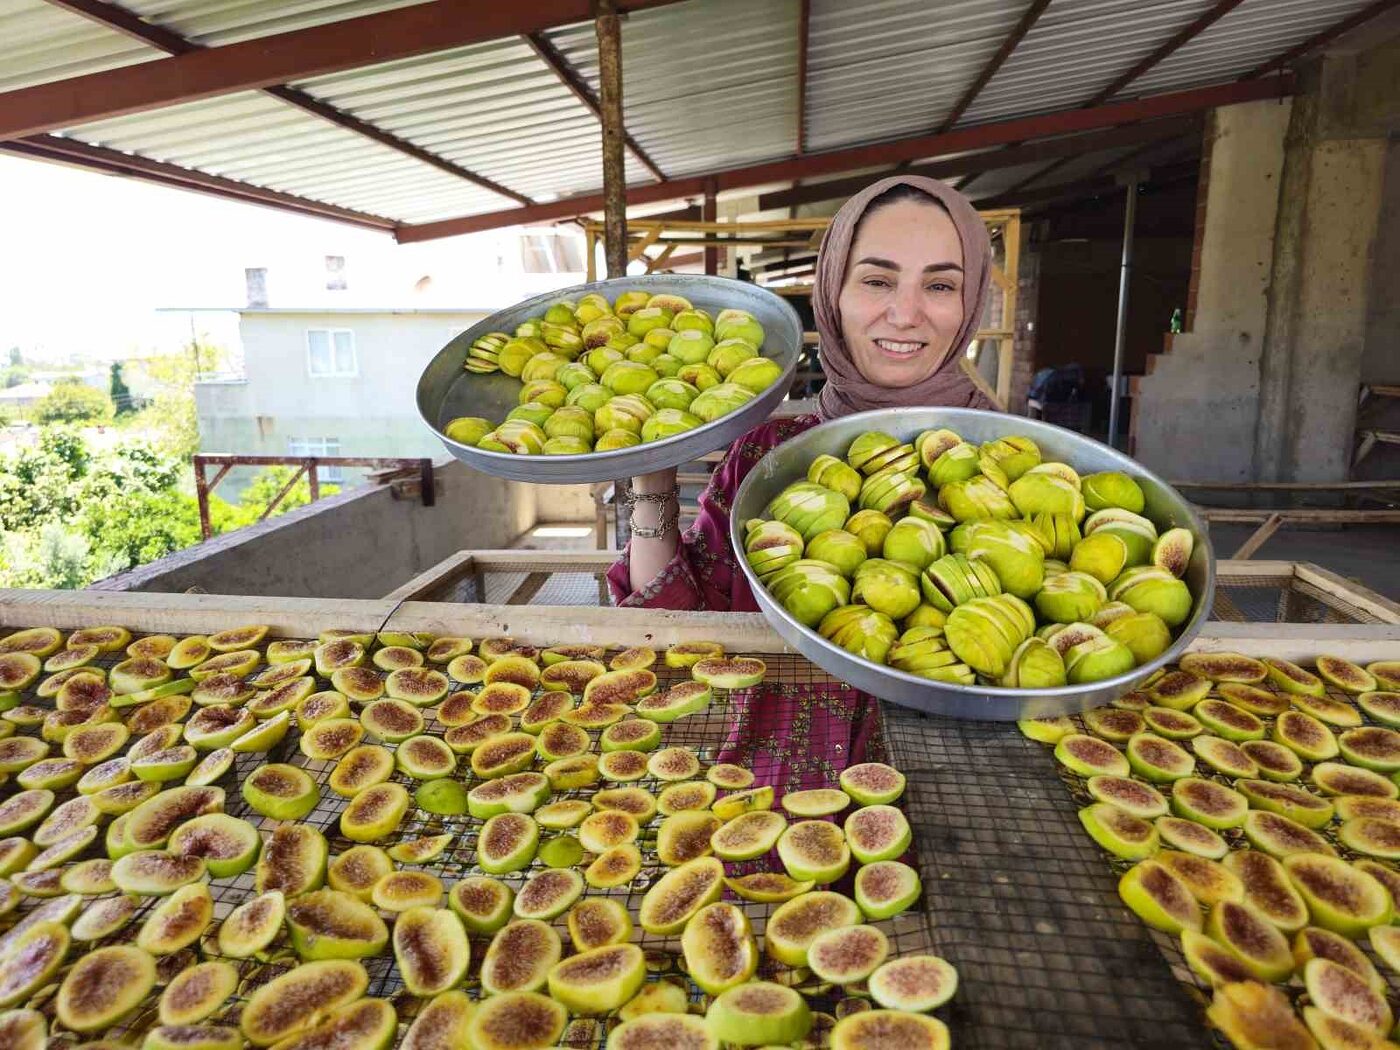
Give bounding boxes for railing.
[192,453,434,540]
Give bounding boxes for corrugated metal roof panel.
[540,0,800,178]
[804,0,1027,151]
[0,0,160,92]
[121,0,429,46]
[62,92,511,223]
[963,0,1223,124]
[1123,0,1379,97]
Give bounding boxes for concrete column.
[1255,53,1390,482]
[1132,100,1291,481]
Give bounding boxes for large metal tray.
[730,407,1216,721]
[417,275,802,484]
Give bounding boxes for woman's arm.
[626,467,681,595]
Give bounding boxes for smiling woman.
[611,175,996,613]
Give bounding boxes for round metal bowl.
[730,407,1216,721]
[417,274,803,484]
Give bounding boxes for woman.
[606,174,995,612]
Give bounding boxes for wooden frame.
[581,211,1022,406]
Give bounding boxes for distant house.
[193,308,491,492]
[0,381,54,411]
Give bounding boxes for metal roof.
[0,0,1389,237]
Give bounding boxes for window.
[325,256,346,291]
[519,232,585,274]
[288,437,343,483]
[306,329,356,377]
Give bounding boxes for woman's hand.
[626,467,680,593]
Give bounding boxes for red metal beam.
[756,116,1199,211]
[0,0,684,142]
[970,158,1199,212]
[938,0,1052,132]
[41,0,533,204]
[795,0,811,154]
[1090,0,1245,104]
[1246,0,1400,79]
[523,31,666,182]
[396,76,1290,242]
[1,133,396,231]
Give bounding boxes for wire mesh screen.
[1213,567,1391,625]
[880,708,1212,1049]
[0,629,943,1050]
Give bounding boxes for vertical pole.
[1107,176,1139,449]
[595,0,627,280]
[194,459,212,541]
[703,178,718,276]
[585,227,597,282]
[307,458,320,502]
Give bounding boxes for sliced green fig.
[582,668,657,707]
[594,786,658,822]
[546,943,646,1015]
[658,780,719,815]
[55,943,155,1033]
[25,824,97,872]
[1193,699,1266,742]
[450,877,514,936]
[467,992,565,1050]
[636,680,712,722]
[393,906,469,996]
[184,705,254,750]
[725,871,816,904]
[299,718,363,761]
[1206,900,1293,982]
[395,734,457,779]
[618,980,689,1024]
[371,870,444,912]
[567,898,633,952]
[609,1014,717,1050]
[1241,739,1305,782]
[1339,797,1400,825]
[480,919,562,995]
[0,837,35,876]
[535,721,591,763]
[0,1008,46,1050]
[1291,692,1364,729]
[0,626,63,657]
[167,813,260,878]
[1358,690,1400,728]
[1147,670,1211,710]
[854,860,921,920]
[765,889,861,967]
[287,888,388,960]
[1265,656,1326,696]
[1339,727,1400,773]
[1170,777,1247,830]
[1315,655,1376,695]
[1078,803,1158,860]
[0,789,54,836]
[326,845,392,902]
[1155,816,1228,859]
[1244,810,1336,859]
[239,959,368,1047]
[0,920,69,1008]
[585,844,642,888]
[136,882,213,954]
[1053,734,1128,777]
[1222,850,1309,934]
[1304,957,1393,1033]
[59,858,115,896]
[510,868,583,921]
[111,850,205,895]
[331,667,385,704]
[1126,733,1194,782]
[705,982,811,1047]
[1083,707,1145,743]
[647,746,701,782]
[1338,818,1400,860]
[1239,779,1335,829]
[1284,854,1392,937]
[471,732,538,779]
[258,998,396,1050]
[340,782,409,843]
[295,689,350,729]
[1179,652,1268,684]
[1156,850,1243,906]
[1190,735,1258,778]
[867,954,959,1012]
[255,824,328,897]
[1217,682,1290,716]
[710,810,785,861]
[472,682,531,717]
[598,718,662,753]
[1206,981,1314,1050]
[159,963,238,1030]
[1181,929,1255,987]
[1017,716,1075,743]
[416,778,469,817]
[845,804,911,864]
[781,788,851,817]
[217,889,285,958]
[359,698,422,742]
[638,856,724,935]
[388,833,453,865]
[778,820,851,884]
[467,772,551,820]
[597,750,649,783]
[63,722,129,764]
[806,923,889,985]
[328,745,394,797]
[400,990,475,1050]
[478,813,539,875]
[656,811,723,866]
[445,654,487,684]
[1117,859,1202,933]
[315,639,365,677]
[0,741,49,781]
[838,762,906,805]
[518,691,576,734]
[1296,925,1385,995]
[16,756,85,790]
[1355,859,1400,908]
[242,763,319,820]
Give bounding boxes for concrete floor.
[1209,523,1400,601]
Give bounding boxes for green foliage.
[33,381,114,425]
[0,430,337,590]
[109,362,134,415]
[125,345,226,458]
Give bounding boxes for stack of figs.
[745,426,1199,689]
[0,623,963,1050]
[1023,651,1400,1047]
[445,290,784,456]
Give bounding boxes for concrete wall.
[94,458,596,599]
[1133,100,1291,480]
[195,310,489,492]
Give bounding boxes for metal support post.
[703,178,718,275]
[595,0,627,279]
[1107,172,1143,449]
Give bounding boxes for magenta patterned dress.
[606,415,887,790]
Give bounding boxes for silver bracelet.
[623,482,680,540]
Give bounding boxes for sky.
[0,153,587,365]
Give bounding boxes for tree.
[33,382,114,425]
[109,362,134,415]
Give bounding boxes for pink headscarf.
[812,174,994,420]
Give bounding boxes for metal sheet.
[416,274,802,484]
[729,407,1217,721]
[120,0,429,46]
[0,0,160,92]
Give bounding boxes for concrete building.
[194,307,491,485]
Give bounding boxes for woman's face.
[836,198,966,389]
